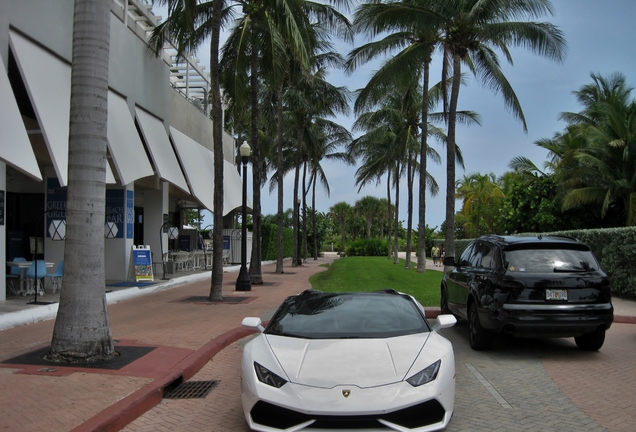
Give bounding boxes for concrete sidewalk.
[0,253,634,432]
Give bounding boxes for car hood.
[264,333,430,388]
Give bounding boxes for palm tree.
[355,196,383,239]
[305,120,354,259]
[222,0,351,281]
[329,201,352,252]
[456,172,505,237]
[48,0,114,363]
[437,0,566,259]
[348,0,444,271]
[149,0,228,301]
[558,73,636,225]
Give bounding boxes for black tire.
[468,302,494,350]
[440,286,451,314]
[574,330,606,351]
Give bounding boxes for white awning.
[9,31,115,186]
[107,91,154,185]
[170,126,250,215]
[135,107,189,193]
[0,55,41,181]
[169,126,214,211]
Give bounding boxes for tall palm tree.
[437,0,566,259]
[149,0,229,301]
[348,0,443,272]
[222,0,351,281]
[48,0,114,363]
[329,201,352,252]
[305,119,354,259]
[558,73,636,225]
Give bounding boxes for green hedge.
[440,227,636,300]
[261,223,294,261]
[346,238,388,257]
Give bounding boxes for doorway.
[134,206,144,246]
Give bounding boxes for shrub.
[346,238,388,256]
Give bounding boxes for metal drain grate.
[164,380,220,399]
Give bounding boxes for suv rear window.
[503,247,599,273]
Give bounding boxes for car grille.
[251,399,446,430]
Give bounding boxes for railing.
[110,0,211,115]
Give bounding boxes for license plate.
[546,289,567,301]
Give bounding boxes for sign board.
[132,245,153,282]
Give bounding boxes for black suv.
[441,235,614,351]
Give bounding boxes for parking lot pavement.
[123,318,635,432]
[2,253,635,432]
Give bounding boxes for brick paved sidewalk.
[0,255,335,432]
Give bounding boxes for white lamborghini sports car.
[241,289,457,432]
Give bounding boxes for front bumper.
[241,355,455,432]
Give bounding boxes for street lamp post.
[236,142,252,292]
[296,197,302,266]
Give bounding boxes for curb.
[72,325,257,432]
[74,308,444,432]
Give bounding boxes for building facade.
[0,0,247,301]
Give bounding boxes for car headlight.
[254,362,288,388]
[406,360,441,387]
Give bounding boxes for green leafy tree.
[456,172,505,237]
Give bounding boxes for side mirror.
[433,314,457,331]
[242,317,265,333]
[442,256,455,267]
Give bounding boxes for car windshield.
[265,292,430,339]
[503,247,599,273]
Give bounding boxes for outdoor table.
[6,261,54,296]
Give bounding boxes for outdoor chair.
[6,257,26,295]
[25,260,47,296]
[222,249,231,265]
[45,260,64,294]
[172,251,189,271]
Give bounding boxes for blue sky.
[154,1,636,230]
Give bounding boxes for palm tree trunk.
[275,83,285,273]
[292,125,303,267]
[393,163,400,265]
[248,28,263,284]
[444,54,462,261]
[417,63,430,273]
[386,170,392,259]
[49,0,114,363]
[405,149,414,269]
[209,0,224,300]
[312,172,318,260]
[302,157,308,262]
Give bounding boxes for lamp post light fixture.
[236,141,252,292]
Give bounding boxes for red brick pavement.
[542,323,636,432]
[2,254,635,432]
[0,256,331,432]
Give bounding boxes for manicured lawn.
[309,256,443,307]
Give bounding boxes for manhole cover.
[164,380,220,399]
